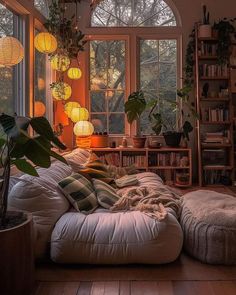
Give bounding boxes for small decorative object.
[147,136,161,148]
[0,36,24,66]
[121,136,128,148]
[51,82,72,101]
[110,141,116,148]
[198,5,211,38]
[67,67,82,80]
[64,101,81,118]
[34,101,46,117]
[180,156,189,167]
[50,53,70,72]
[91,132,108,148]
[175,172,190,186]
[34,32,57,54]
[70,107,89,123]
[74,121,94,149]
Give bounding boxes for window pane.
[91,0,176,27]
[34,0,49,18]
[90,40,126,135]
[140,39,177,134]
[91,114,107,133]
[109,114,125,134]
[0,4,14,115]
[34,29,47,118]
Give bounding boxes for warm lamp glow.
[50,54,70,72]
[64,102,81,118]
[67,67,82,80]
[0,37,24,66]
[71,107,89,123]
[37,78,45,91]
[73,121,94,137]
[34,101,46,117]
[51,82,72,101]
[34,32,57,54]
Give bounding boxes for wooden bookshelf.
[90,147,192,187]
[195,23,234,186]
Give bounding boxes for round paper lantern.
[71,107,89,123]
[64,102,81,118]
[0,37,24,66]
[34,32,57,54]
[50,54,70,72]
[34,101,46,117]
[67,67,82,80]
[51,82,72,101]
[74,121,94,137]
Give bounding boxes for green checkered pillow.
[92,179,120,209]
[58,174,98,214]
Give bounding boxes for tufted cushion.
[51,209,183,264]
[180,190,236,265]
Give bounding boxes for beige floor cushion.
[180,190,236,265]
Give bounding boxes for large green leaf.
[13,159,39,176]
[0,114,16,135]
[124,91,146,124]
[50,150,68,165]
[182,121,193,140]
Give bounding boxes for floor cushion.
[180,190,236,265]
[51,209,183,264]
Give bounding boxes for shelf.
[203,165,233,170]
[200,76,229,80]
[198,55,217,60]
[149,166,190,170]
[200,121,231,125]
[198,37,218,42]
[201,143,232,148]
[200,97,230,102]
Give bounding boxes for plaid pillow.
[92,179,120,209]
[58,174,98,214]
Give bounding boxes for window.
[89,0,180,136]
[91,0,176,27]
[34,0,49,18]
[0,4,18,115]
[90,40,126,135]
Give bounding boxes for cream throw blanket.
[111,185,181,221]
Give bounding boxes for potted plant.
[0,114,67,295]
[124,90,147,148]
[198,5,211,38]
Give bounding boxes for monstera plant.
[0,114,67,229]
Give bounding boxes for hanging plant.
[184,28,196,88]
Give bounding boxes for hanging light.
[70,107,89,123]
[34,101,46,117]
[50,54,71,72]
[0,36,24,66]
[34,32,57,54]
[64,102,81,118]
[51,82,72,101]
[67,67,82,80]
[74,121,94,149]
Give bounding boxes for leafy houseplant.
[0,114,67,229]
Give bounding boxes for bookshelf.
[195,24,234,186]
[90,147,192,187]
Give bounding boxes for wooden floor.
[34,187,236,295]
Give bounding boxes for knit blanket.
[111,185,181,221]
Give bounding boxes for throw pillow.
[92,179,120,209]
[58,174,98,214]
[115,174,138,188]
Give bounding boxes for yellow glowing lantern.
[70,107,89,123]
[51,82,72,101]
[64,102,81,118]
[37,78,45,91]
[67,67,82,80]
[50,54,70,72]
[34,101,46,117]
[34,32,57,54]
[74,121,94,149]
[0,37,24,66]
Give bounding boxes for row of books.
[97,153,120,166]
[122,155,146,167]
[203,170,231,185]
[199,64,228,77]
[148,153,189,167]
[199,42,217,56]
[201,107,229,122]
[202,149,227,166]
[203,131,230,144]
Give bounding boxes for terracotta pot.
[198,25,212,38]
[133,136,146,148]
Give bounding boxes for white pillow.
[65,148,91,172]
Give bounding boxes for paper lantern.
[74,121,94,137]
[70,107,89,123]
[50,54,70,72]
[64,102,80,118]
[51,82,72,101]
[34,32,57,54]
[67,67,82,80]
[0,37,24,66]
[34,101,46,117]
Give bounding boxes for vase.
[198,25,212,38]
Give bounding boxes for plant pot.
[133,136,146,148]
[0,212,35,295]
[163,132,182,147]
[198,24,212,38]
